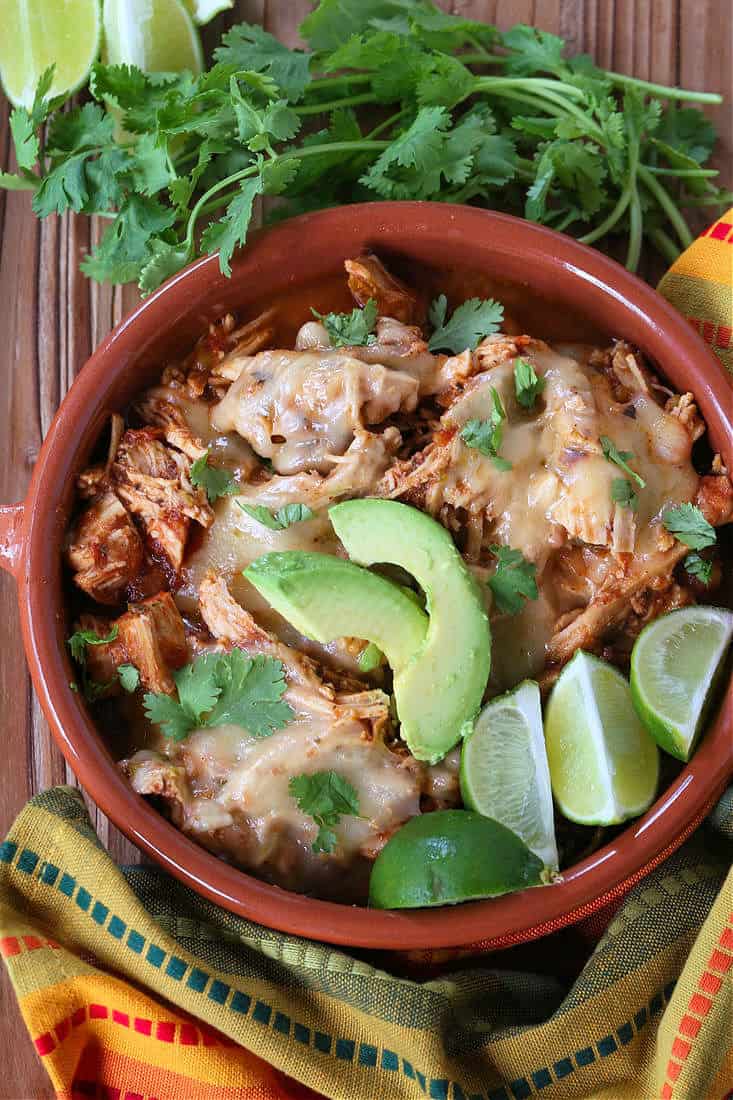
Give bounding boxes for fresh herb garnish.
[600,436,646,488]
[143,650,293,742]
[488,545,539,615]
[237,501,315,530]
[460,387,512,470]
[67,625,119,664]
[514,358,546,409]
[190,450,237,503]
[4,11,726,289]
[611,477,638,511]
[663,503,716,550]
[428,294,504,353]
[684,552,713,585]
[118,664,141,693]
[311,299,378,347]
[288,770,360,854]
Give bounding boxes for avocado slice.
[330,499,491,764]
[244,551,428,673]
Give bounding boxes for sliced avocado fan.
[245,501,491,764]
[330,500,491,763]
[244,551,428,673]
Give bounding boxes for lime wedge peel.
[460,681,558,871]
[103,0,203,74]
[630,606,733,761]
[0,0,101,109]
[182,0,233,25]
[544,651,660,827]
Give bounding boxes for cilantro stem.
[638,165,694,248]
[296,92,378,116]
[649,226,681,264]
[578,189,631,245]
[680,190,733,206]
[626,191,643,271]
[364,108,409,140]
[642,165,720,178]
[305,72,373,93]
[474,76,587,102]
[604,72,723,103]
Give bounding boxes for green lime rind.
[460,680,558,871]
[368,810,545,909]
[630,606,733,762]
[544,650,659,827]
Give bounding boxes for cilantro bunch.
[3,3,727,291]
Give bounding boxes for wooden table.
[1,2,730,1095]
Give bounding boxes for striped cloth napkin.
[2,209,732,1100]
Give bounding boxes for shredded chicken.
[345,253,424,325]
[66,491,144,605]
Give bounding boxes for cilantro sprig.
[288,770,360,854]
[190,451,237,503]
[311,299,377,347]
[488,545,539,615]
[663,503,716,550]
[428,295,504,354]
[611,477,638,512]
[143,649,293,742]
[237,501,315,530]
[3,7,726,292]
[460,387,512,471]
[67,625,121,702]
[683,552,712,585]
[514,358,545,409]
[600,436,646,488]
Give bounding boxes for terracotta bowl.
[1,203,731,951]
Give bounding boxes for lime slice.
[0,0,101,109]
[103,0,203,73]
[181,0,233,25]
[545,651,659,826]
[460,681,558,870]
[630,606,733,761]
[368,810,545,909]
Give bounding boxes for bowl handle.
[0,503,25,579]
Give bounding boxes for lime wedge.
[630,606,733,761]
[0,0,101,109]
[460,681,558,870]
[181,0,233,25]
[103,0,203,73]
[368,810,545,909]
[545,651,659,826]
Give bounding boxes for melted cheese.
[211,349,418,474]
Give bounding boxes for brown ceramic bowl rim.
[2,202,731,950]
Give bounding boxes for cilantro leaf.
[288,770,360,854]
[190,450,237,503]
[663,503,716,550]
[684,552,713,585]
[600,436,646,488]
[236,501,314,529]
[0,171,37,191]
[429,294,504,354]
[201,175,264,277]
[514,358,545,408]
[143,691,198,742]
[32,155,89,216]
[275,503,315,527]
[214,23,312,101]
[501,24,566,77]
[144,650,292,741]
[311,298,378,347]
[654,106,716,164]
[459,388,511,470]
[10,109,38,171]
[118,664,140,693]
[237,502,284,530]
[206,651,293,736]
[81,195,176,284]
[360,106,451,199]
[488,545,539,615]
[46,103,114,154]
[67,625,119,665]
[611,478,638,511]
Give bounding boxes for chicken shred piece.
[345,253,424,324]
[115,592,189,695]
[66,491,144,605]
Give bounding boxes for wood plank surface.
[1,2,731,1095]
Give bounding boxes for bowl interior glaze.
[17,203,733,950]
